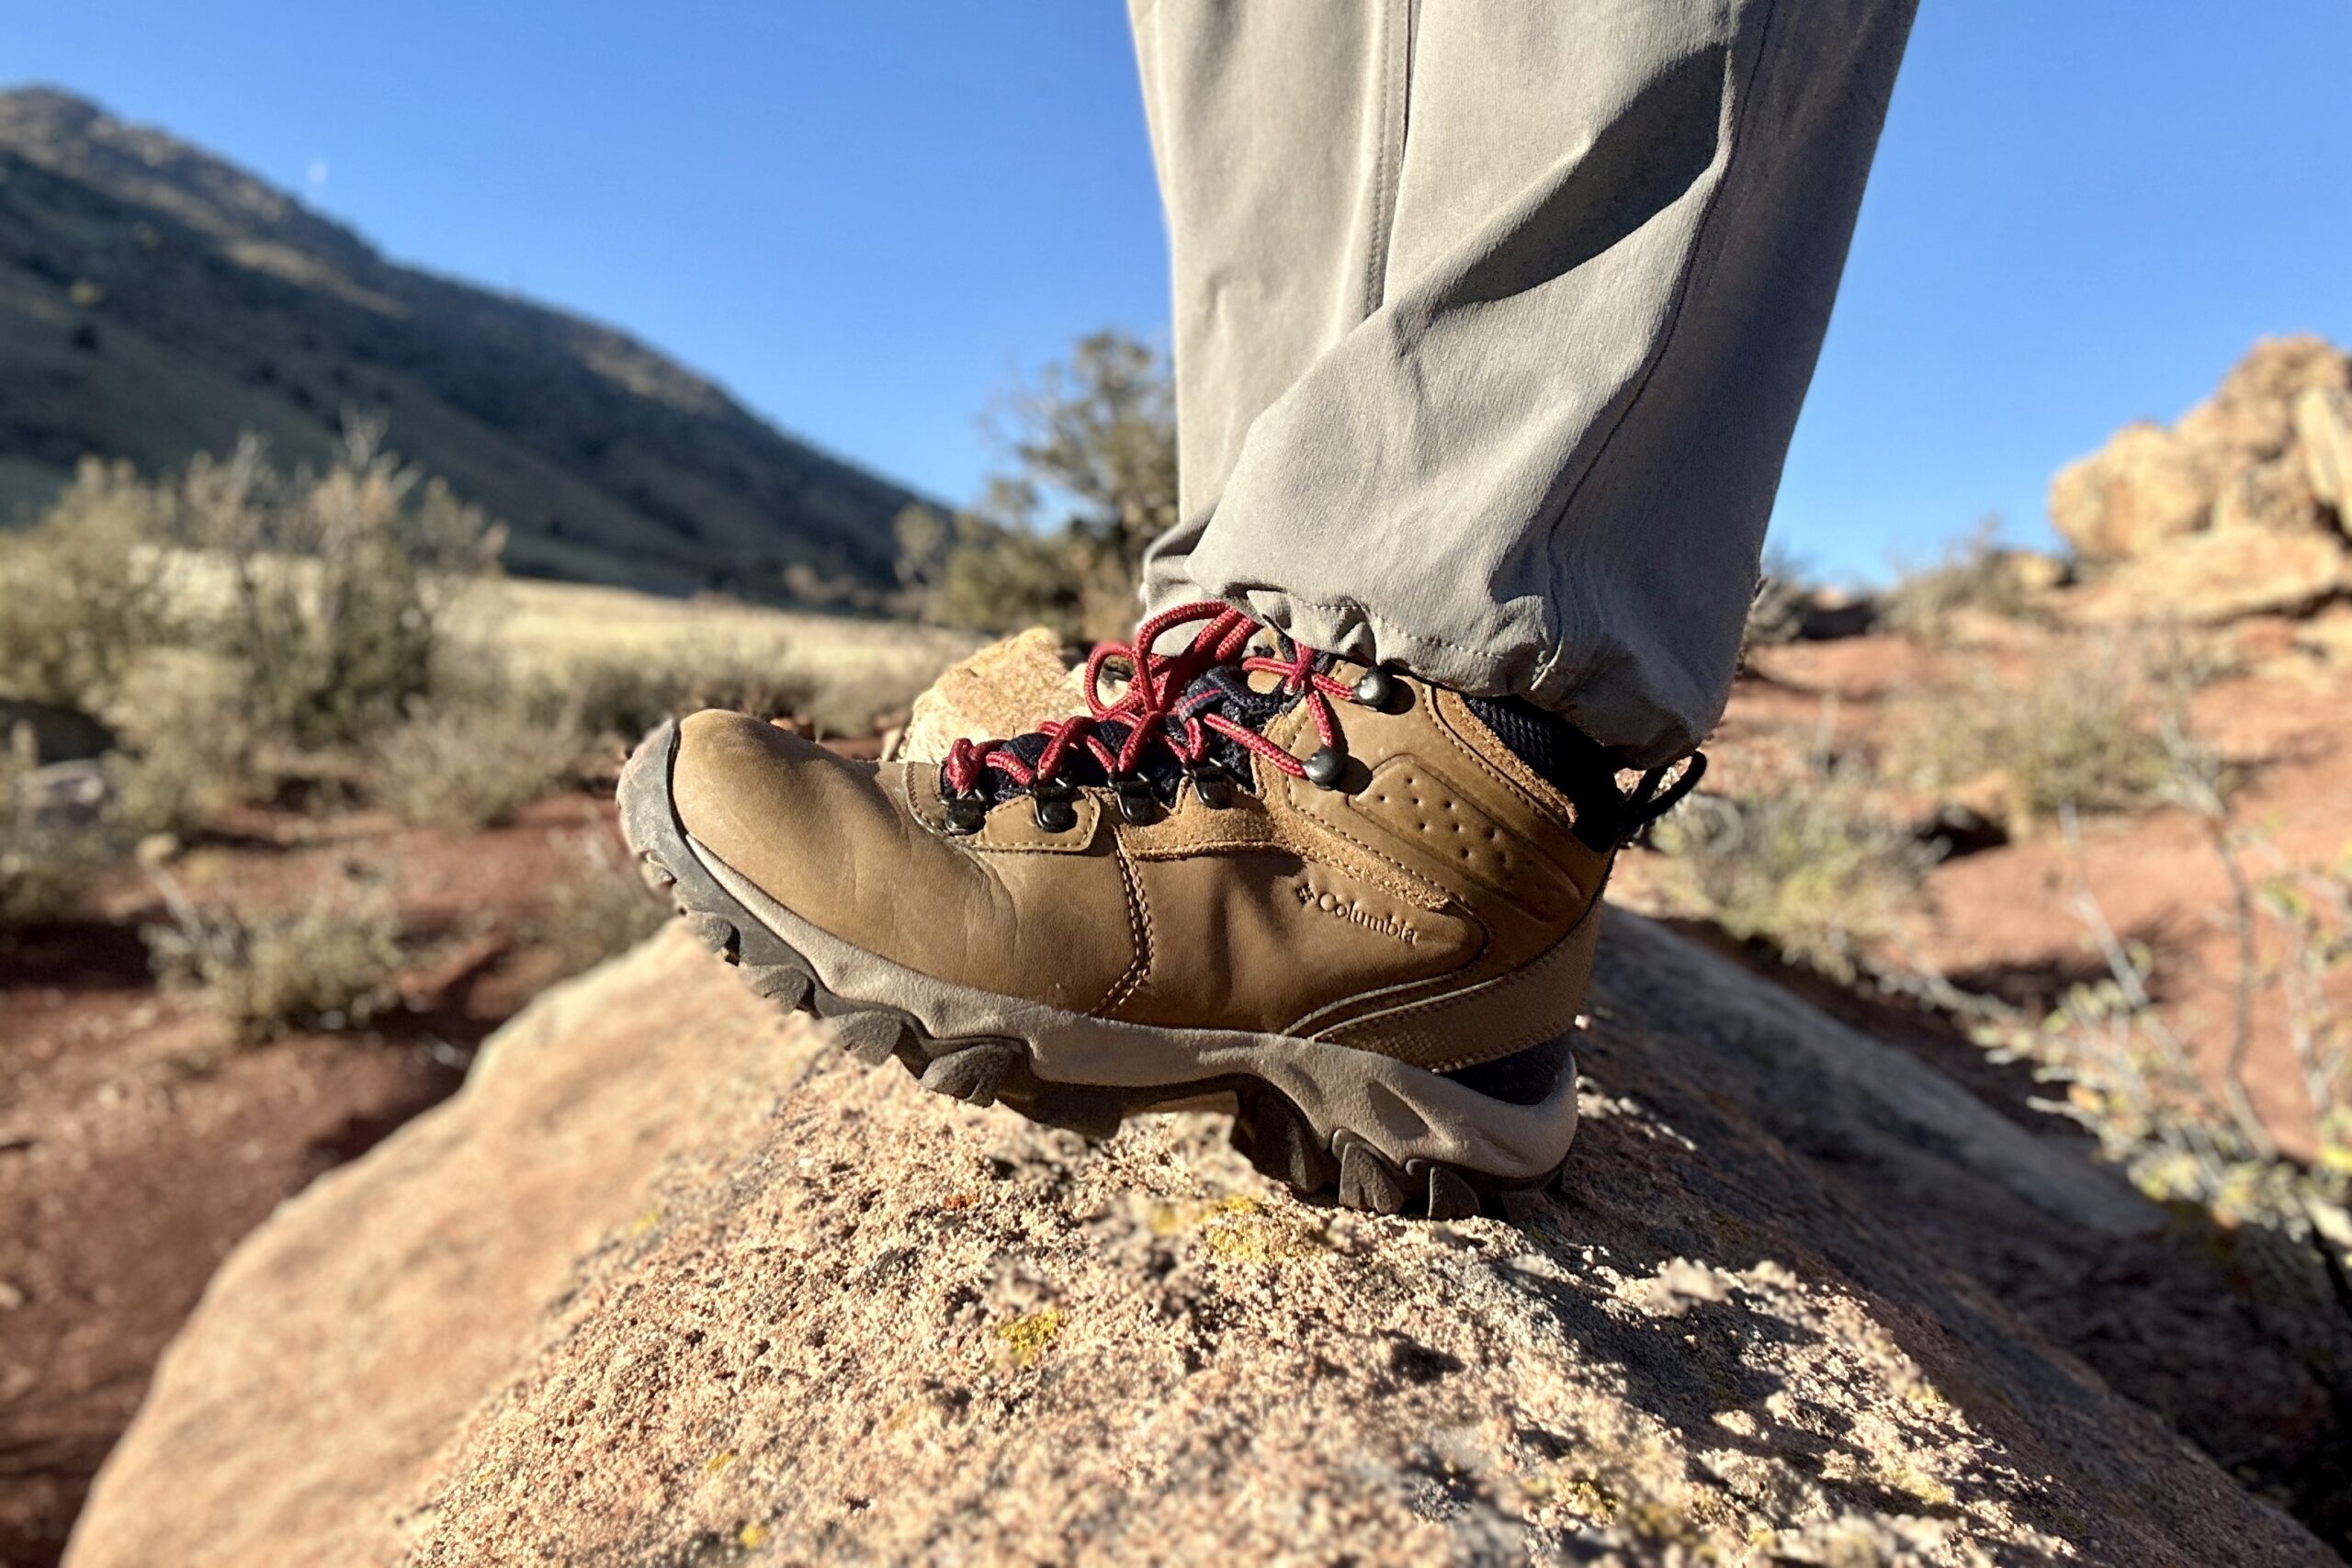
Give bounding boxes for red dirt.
[0,790,628,1567]
[1634,622,2352,1159]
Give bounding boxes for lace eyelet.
[1187,762,1235,809]
[1032,784,1080,834]
[1113,777,1157,826]
[1352,669,1399,709]
[943,795,989,836]
[1303,746,1347,789]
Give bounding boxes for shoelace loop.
[941,601,1360,804]
[938,599,1709,844]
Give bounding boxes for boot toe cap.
[670,709,890,898]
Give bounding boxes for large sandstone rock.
[2175,334,2352,463]
[64,923,2342,1567]
[2211,454,2326,537]
[2067,524,2347,626]
[2049,422,2222,561]
[2051,335,2352,565]
[896,625,1085,761]
[2297,384,2352,519]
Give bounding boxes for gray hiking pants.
[1129,0,1915,765]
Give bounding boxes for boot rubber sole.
[616,719,1578,1218]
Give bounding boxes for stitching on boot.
[1096,843,1154,1017]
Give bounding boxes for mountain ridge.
[0,85,926,600]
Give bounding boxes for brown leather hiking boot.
[618,603,1701,1216]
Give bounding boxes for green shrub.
[2,433,505,840]
[1740,547,1822,655]
[145,865,406,1044]
[370,698,584,829]
[1973,837,2352,1279]
[899,505,1136,645]
[184,426,501,750]
[0,457,176,711]
[1653,756,1939,983]
[897,330,1174,643]
[101,650,261,837]
[563,638,819,744]
[1881,519,2060,643]
[1891,649,2179,825]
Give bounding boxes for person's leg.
[1130,0,1917,766]
[623,2,1915,1211]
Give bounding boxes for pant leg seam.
[1361,0,1415,320]
[1532,0,1788,708]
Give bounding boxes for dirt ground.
[1616,617,2352,1157]
[0,789,629,1566]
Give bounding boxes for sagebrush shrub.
[1740,550,1821,655]
[0,457,177,712]
[562,639,819,744]
[1880,519,2057,642]
[185,426,501,750]
[101,650,261,836]
[1972,839,2352,1278]
[1653,756,1939,982]
[370,698,583,829]
[145,867,406,1044]
[1892,648,2180,825]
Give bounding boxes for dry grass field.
[478,577,979,737]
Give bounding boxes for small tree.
[993,329,1179,567]
[899,331,1177,643]
[185,423,503,750]
[0,457,177,712]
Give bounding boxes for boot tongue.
[1182,661,1287,728]
[953,657,1295,807]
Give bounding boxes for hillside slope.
[0,87,922,598]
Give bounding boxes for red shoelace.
[942,601,1359,797]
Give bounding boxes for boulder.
[2211,453,2327,536]
[2175,334,2351,464]
[2293,602,2352,670]
[63,921,2342,1567]
[2048,422,2219,561]
[2297,384,2352,519]
[2050,337,2352,565]
[895,625,1082,761]
[0,698,115,764]
[2066,525,2347,626]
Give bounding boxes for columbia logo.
[1295,882,1418,944]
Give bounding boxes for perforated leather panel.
[1347,757,1582,923]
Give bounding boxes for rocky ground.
[62,922,2344,1566]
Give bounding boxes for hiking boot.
[618,602,1702,1216]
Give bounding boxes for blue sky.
[8,2,2350,582]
